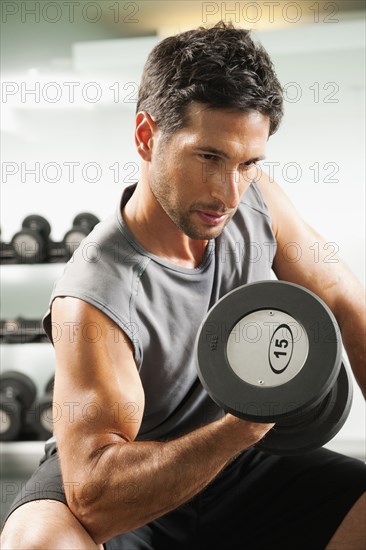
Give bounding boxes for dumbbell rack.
[0,240,70,264]
[1,213,100,458]
[0,258,63,528]
[1,212,100,265]
[0,263,64,462]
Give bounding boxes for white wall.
[1,37,158,242]
[255,21,365,284]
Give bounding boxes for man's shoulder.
[239,180,272,218]
[69,213,143,269]
[226,180,273,239]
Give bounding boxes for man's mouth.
[195,210,229,226]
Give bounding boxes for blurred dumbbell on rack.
[0,344,56,441]
[0,225,15,262]
[1,212,100,264]
[11,215,52,264]
[63,213,100,258]
[0,318,48,344]
[30,376,54,441]
[0,371,37,441]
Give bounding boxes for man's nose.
[209,166,241,210]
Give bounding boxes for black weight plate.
[63,229,87,255]
[72,212,100,233]
[11,229,46,263]
[196,281,342,423]
[45,376,55,395]
[22,215,51,238]
[0,371,37,411]
[257,361,353,455]
[35,395,54,440]
[0,399,21,441]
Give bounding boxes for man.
[1,22,365,550]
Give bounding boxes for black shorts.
[5,439,366,550]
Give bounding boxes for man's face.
[148,104,270,240]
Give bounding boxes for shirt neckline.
[115,184,215,275]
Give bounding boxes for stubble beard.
[175,208,235,240]
[149,158,237,240]
[150,179,235,240]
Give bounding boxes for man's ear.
[135,111,157,161]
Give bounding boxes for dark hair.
[137,21,284,138]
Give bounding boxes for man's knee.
[1,499,103,550]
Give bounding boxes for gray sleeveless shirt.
[43,183,276,441]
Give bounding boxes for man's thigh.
[2,440,104,550]
[3,439,66,521]
[197,447,366,550]
[106,448,366,550]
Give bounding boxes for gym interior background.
[1,0,365,525]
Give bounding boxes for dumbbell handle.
[0,318,47,343]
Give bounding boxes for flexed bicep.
[51,296,145,473]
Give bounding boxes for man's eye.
[240,161,257,169]
[200,154,218,161]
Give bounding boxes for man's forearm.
[64,415,272,544]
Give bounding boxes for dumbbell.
[11,215,51,263]
[1,318,46,344]
[195,280,353,455]
[30,375,54,440]
[0,371,37,441]
[63,213,100,257]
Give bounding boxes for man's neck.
[122,182,208,269]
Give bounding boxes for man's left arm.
[256,172,366,398]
